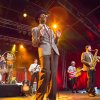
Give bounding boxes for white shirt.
[28,64,40,73]
[68,66,76,78]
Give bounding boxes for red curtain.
[57,50,100,89]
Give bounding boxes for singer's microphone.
[45,14,49,18]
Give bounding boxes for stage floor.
[0,90,100,100]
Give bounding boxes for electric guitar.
[69,68,84,78]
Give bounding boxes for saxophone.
[90,49,98,70]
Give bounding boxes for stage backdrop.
[57,49,100,90]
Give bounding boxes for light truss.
[0,35,32,46]
[58,0,100,38]
[0,17,32,36]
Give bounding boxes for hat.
[35,10,48,23]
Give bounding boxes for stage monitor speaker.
[0,84,24,97]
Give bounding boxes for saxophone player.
[81,45,100,97]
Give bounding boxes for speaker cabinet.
[0,84,23,97]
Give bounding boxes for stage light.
[13,44,16,48]
[52,24,57,29]
[11,44,16,53]
[19,44,27,53]
[23,13,27,18]
[20,44,24,49]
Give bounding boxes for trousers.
[87,70,95,94]
[36,50,58,100]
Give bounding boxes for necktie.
[43,24,50,38]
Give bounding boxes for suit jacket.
[81,52,93,71]
[32,24,59,58]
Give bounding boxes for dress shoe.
[72,91,75,93]
[88,93,95,97]
[92,92,97,96]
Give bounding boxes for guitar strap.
[43,24,50,39]
[35,64,38,69]
[33,64,39,73]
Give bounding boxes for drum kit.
[0,52,16,84]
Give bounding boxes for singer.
[81,45,100,97]
[31,10,61,100]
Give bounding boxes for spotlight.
[53,24,57,29]
[11,44,16,53]
[19,44,26,53]
[20,44,24,49]
[13,44,16,48]
[23,13,27,18]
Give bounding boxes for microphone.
[45,14,49,18]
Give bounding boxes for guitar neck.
[76,69,82,73]
[24,68,27,81]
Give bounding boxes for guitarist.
[81,45,100,97]
[67,61,79,93]
[28,59,41,91]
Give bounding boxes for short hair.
[35,10,48,23]
[85,45,91,50]
[71,61,75,64]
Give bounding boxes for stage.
[0,90,100,100]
